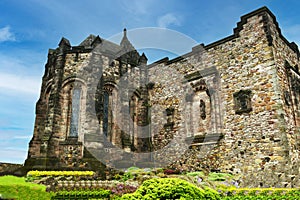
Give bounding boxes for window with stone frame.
[69,87,81,137]
[291,75,300,108]
[164,107,175,130]
[233,89,252,114]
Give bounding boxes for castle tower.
[25,29,144,173]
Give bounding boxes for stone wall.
[0,163,23,176]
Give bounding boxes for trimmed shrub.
[120,178,220,200]
[186,171,205,177]
[51,189,111,199]
[208,172,233,182]
[219,188,300,200]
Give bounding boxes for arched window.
[103,91,109,137]
[69,88,81,137]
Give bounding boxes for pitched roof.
[120,28,135,52]
[79,34,97,47]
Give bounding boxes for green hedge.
[219,188,300,200]
[121,178,220,200]
[51,189,111,199]
[221,195,299,200]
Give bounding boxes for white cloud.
[157,13,181,28]
[108,27,198,60]
[0,53,43,97]
[0,26,15,42]
[13,135,32,140]
[0,149,27,164]
[0,73,40,95]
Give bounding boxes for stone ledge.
[59,137,82,145]
[185,133,224,145]
[190,141,219,146]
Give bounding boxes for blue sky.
[1,0,300,164]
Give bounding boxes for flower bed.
[27,170,94,177]
[16,168,300,199]
[51,189,111,200]
[54,180,139,194]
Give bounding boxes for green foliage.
[25,174,40,182]
[153,168,164,174]
[113,173,123,180]
[120,178,220,200]
[186,171,205,177]
[0,184,51,200]
[221,195,298,200]
[51,189,111,199]
[115,166,153,182]
[122,172,134,182]
[0,185,52,200]
[208,172,233,181]
[126,166,140,172]
[0,175,46,189]
[0,175,51,200]
[219,188,300,200]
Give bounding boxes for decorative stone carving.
[233,90,252,114]
[191,79,207,92]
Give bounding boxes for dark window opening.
[200,99,206,120]
[103,91,109,137]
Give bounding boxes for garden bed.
[0,168,299,199]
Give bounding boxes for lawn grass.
[0,175,42,187]
[0,175,51,200]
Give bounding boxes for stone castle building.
[25,7,299,187]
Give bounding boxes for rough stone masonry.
[25,7,299,187]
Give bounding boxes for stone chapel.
[25,7,299,187]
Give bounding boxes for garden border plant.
[120,177,220,200]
